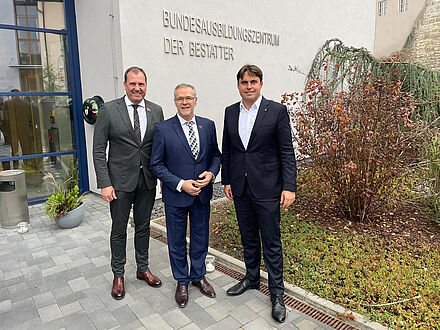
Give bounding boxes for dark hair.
[236,64,263,82]
[124,66,147,83]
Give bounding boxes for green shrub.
[284,73,425,222]
[44,173,84,219]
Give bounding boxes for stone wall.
[401,0,440,71]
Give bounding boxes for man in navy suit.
[222,65,297,323]
[150,83,221,308]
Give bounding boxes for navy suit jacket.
[150,115,221,207]
[221,96,297,199]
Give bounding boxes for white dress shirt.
[177,113,200,155]
[239,95,262,149]
[175,114,215,192]
[176,114,200,192]
[124,96,147,140]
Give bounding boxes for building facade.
[374,0,426,58]
[0,0,376,201]
[401,0,440,71]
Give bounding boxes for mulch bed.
[154,195,440,249]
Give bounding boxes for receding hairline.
[124,66,147,83]
[174,83,197,98]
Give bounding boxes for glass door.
[0,0,87,202]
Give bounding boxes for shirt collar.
[240,94,262,113]
[177,113,196,126]
[124,95,145,109]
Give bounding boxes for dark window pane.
[30,54,41,65]
[20,54,30,65]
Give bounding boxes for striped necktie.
[132,104,141,144]
[186,121,198,159]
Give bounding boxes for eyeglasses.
[175,96,195,103]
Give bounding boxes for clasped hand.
[182,171,213,196]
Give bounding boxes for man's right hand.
[101,186,117,203]
[224,184,233,201]
[182,180,201,196]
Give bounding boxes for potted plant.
[43,160,85,228]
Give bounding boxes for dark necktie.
[132,104,141,144]
[186,121,198,159]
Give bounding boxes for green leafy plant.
[425,132,440,224]
[44,172,84,219]
[210,203,440,328]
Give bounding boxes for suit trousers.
[233,181,284,295]
[109,170,155,277]
[165,198,210,285]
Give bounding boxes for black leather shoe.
[175,283,188,308]
[270,294,286,323]
[226,278,260,296]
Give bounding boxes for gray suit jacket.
[93,97,164,192]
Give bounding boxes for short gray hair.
[174,83,197,98]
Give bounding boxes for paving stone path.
[0,193,330,329]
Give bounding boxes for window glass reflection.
[0,1,65,30]
[0,94,75,165]
[0,29,69,93]
[0,154,78,200]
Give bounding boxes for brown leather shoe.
[192,276,216,298]
[136,270,162,287]
[111,276,125,300]
[175,283,188,308]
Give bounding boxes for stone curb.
[150,198,388,330]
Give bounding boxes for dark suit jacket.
[93,97,164,192]
[221,96,297,199]
[150,115,221,207]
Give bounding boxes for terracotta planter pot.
[56,203,85,229]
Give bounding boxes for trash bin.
[0,170,29,228]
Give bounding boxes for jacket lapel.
[116,97,139,145]
[172,115,195,159]
[231,103,246,151]
[195,116,206,159]
[143,99,153,144]
[247,97,269,148]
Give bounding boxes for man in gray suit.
[93,66,164,300]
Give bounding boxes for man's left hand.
[281,190,295,210]
[195,171,213,188]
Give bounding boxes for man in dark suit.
[150,83,221,308]
[222,65,297,323]
[93,66,164,300]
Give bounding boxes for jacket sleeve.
[221,109,231,185]
[150,125,182,190]
[208,121,222,177]
[93,104,112,188]
[277,105,297,192]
